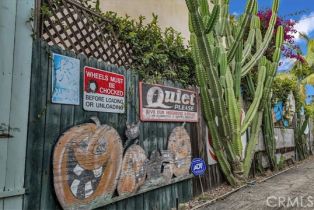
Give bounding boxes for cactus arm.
[243,111,263,177]
[241,0,280,77]
[198,0,210,16]
[242,28,256,63]
[242,3,259,62]
[224,18,235,48]
[255,26,263,49]
[234,41,243,100]
[260,26,284,108]
[191,33,238,185]
[246,74,256,94]
[217,2,228,36]
[227,0,256,63]
[226,69,242,158]
[205,5,220,34]
[262,98,278,170]
[241,65,266,134]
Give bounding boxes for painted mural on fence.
[53,117,191,210]
[139,82,198,122]
[273,92,296,127]
[52,53,80,105]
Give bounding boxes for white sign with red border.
[139,82,198,122]
[83,66,125,113]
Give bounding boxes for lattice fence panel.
[41,0,133,67]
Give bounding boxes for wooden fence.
[23,40,223,210]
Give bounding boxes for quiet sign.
[83,66,125,113]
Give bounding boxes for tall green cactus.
[187,0,283,185]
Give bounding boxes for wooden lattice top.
[41,0,133,68]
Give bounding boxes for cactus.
[262,99,277,171]
[187,0,283,184]
[290,35,314,160]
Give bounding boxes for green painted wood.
[24,41,196,210]
[164,185,172,210]
[39,45,62,210]
[59,50,76,133]
[157,122,163,150]
[116,199,126,210]
[73,53,88,125]
[103,203,116,210]
[134,194,144,210]
[83,57,97,121]
[171,182,178,209]
[125,197,135,210]
[23,40,48,210]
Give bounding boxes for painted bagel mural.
[117,144,148,196]
[53,117,123,210]
[53,121,192,210]
[167,126,192,177]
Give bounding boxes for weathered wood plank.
[4,2,34,208]
[134,194,143,210]
[23,40,48,210]
[0,0,17,201]
[3,196,23,210]
[40,44,62,210]
[102,203,116,210]
[59,49,76,132]
[83,57,98,121]
[73,53,88,125]
[116,199,126,210]
[96,61,110,128]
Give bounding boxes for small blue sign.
[191,158,206,176]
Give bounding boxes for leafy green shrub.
[45,0,196,86]
[272,74,298,105]
[101,12,195,86]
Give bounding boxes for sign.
[139,82,198,122]
[191,158,206,176]
[83,66,125,113]
[52,53,80,105]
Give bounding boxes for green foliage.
[272,73,298,105]
[277,155,286,170]
[43,0,196,86]
[101,13,195,86]
[291,61,312,80]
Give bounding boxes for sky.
[230,0,314,71]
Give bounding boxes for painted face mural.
[53,118,123,210]
[53,118,192,210]
[167,126,192,177]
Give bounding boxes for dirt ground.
[201,157,314,210]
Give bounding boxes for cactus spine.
[187,0,283,184]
